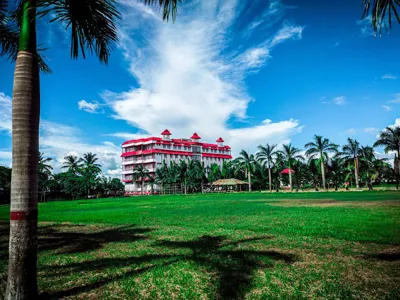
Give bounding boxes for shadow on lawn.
[39,234,297,299]
[1,222,297,299]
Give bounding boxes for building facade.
[121,130,232,194]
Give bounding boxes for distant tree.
[80,153,102,198]
[340,138,362,189]
[305,135,338,190]
[327,157,346,191]
[235,150,255,192]
[256,144,277,192]
[0,165,11,203]
[38,152,53,202]
[279,144,304,191]
[374,126,400,189]
[62,154,82,174]
[133,165,149,194]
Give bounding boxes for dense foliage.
[151,125,399,193]
[0,152,124,203]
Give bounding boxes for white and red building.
[121,130,232,194]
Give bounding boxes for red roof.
[280,168,295,174]
[191,132,201,139]
[161,129,172,135]
[216,137,224,142]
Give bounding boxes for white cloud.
[104,0,304,156]
[389,93,400,104]
[357,16,374,36]
[382,74,397,80]
[345,128,358,135]
[0,92,12,134]
[332,96,347,106]
[104,132,149,140]
[78,100,100,113]
[364,127,379,134]
[382,105,392,111]
[0,93,122,177]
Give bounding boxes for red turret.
[161,129,172,135]
[191,133,201,140]
[216,137,224,142]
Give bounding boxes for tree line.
[0,152,124,203]
[148,125,399,193]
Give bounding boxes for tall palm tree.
[133,165,149,195]
[362,0,400,35]
[304,135,338,191]
[374,125,400,189]
[340,138,362,189]
[256,144,277,192]
[327,157,346,191]
[38,152,52,175]
[235,150,255,191]
[279,144,304,191]
[80,152,102,174]
[62,154,82,174]
[2,1,180,298]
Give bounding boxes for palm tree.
[2,1,180,297]
[178,160,188,194]
[38,152,52,202]
[62,154,82,174]
[374,126,400,189]
[235,150,255,191]
[362,0,400,35]
[256,144,277,192]
[133,165,149,194]
[38,152,52,175]
[279,144,304,191]
[340,138,362,189]
[80,152,102,174]
[304,135,338,191]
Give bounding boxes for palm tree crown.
[256,144,277,168]
[305,135,338,162]
[62,154,82,173]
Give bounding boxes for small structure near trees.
[212,178,248,192]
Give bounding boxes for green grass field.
[1,191,400,299]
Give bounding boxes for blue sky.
[0,0,399,176]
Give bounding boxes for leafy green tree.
[340,138,362,189]
[362,0,400,35]
[256,144,277,192]
[307,158,321,191]
[80,153,102,198]
[279,144,304,191]
[133,165,149,194]
[235,150,255,192]
[221,160,235,179]
[38,152,52,202]
[178,160,189,194]
[252,161,268,191]
[62,154,82,174]
[305,135,338,190]
[207,163,222,183]
[0,165,12,203]
[374,126,400,189]
[327,157,346,191]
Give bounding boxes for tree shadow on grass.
[39,234,297,299]
[38,224,152,254]
[365,252,400,261]
[157,235,297,299]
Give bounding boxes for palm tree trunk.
[355,158,360,189]
[289,172,292,191]
[268,167,272,192]
[248,170,252,192]
[321,160,326,190]
[6,1,39,299]
[141,179,144,195]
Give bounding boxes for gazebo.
[212,178,248,192]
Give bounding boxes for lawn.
[0,191,399,299]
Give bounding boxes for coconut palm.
[304,135,338,191]
[2,0,181,297]
[340,138,362,189]
[133,165,149,194]
[235,150,255,192]
[38,152,52,175]
[62,154,82,174]
[256,144,277,192]
[327,157,346,191]
[80,152,102,174]
[279,144,304,191]
[362,0,400,35]
[374,125,400,189]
